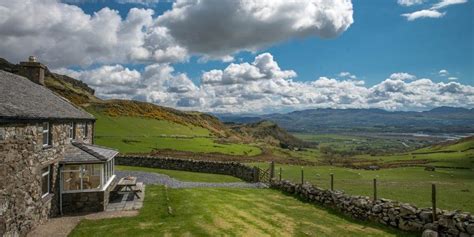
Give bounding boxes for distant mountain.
[219,107,474,134]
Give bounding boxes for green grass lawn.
[252,163,474,213]
[116,165,242,183]
[90,111,261,156]
[96,136,261,155]
[70,186,413,237]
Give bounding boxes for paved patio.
[106,182,145,211]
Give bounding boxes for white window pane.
[62,170,81,191]
[82,165,101,190]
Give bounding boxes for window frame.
[41,165,51,198]
[42,122,50,147]
[61,162,115,193]
[84,122,88,139]
[68,122,74,140]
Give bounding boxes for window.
[62,165,81,191]
[81,123,88,139]
[42,122,50,147]
[68,122,74,140]
[82,164,101,189]
[62,164,105,192]
[41,166,51,198]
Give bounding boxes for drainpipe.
[59,164,63,215]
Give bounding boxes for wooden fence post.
[330,173,334,191]
[432,183,437,221]
[373,178,377,201]
[301,167,304,184]
[279,167,282,181]
[253,166,260,183]
[270,161,275,179]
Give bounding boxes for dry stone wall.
[271,180,474,237]
[116,156,257,182]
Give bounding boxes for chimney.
[19,56,45,86]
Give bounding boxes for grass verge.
[70,186,414,237]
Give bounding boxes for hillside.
[228,120,313,149]
[219,107,474,134]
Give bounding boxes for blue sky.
[0,0,473,113]
[71,0,473,86]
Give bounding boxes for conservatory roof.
[62,142,118,164]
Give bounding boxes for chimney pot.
[28,56,37,62]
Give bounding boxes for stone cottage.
[0,57,118,236]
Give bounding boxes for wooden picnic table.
[116,176,141,199]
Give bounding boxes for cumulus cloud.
[398,0,425,6]
[0,1,190,68]
[402,9,445,21]
[448,77,458,80]
[338,72,357,80]
[389,72,416,81]
[156,0,354,58]
[56,52,474,113]
[401,0,467,21]
[0,0,354,68]
[439,69,449,76]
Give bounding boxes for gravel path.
[116,170,268,188]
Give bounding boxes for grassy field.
[70,186,413,237]
[116,165,242,183]
[91,111,261,155]
[293,133,434,154]
[252,163,474,213]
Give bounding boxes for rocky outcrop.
[271,180,473,236]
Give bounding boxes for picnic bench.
[113,176,141,199]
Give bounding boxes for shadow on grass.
[275,189,419,237]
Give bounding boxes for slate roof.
[62,142,118,164]
[0,70,94,121]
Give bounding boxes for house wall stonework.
[0,121,90,237]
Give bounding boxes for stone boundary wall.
[271,180,474,237]
[115,156,257,182]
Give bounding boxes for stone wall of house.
[61,192,104,214]
[116,156,257,182]
[0,122,71,237]
[271,180,474,236]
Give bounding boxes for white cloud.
[0,0,354,67]
[402,9,445,21]
[338,72,357,80]
[157,0,354,58]
[448,77,458,80]
[432,0,468,9]
[389,72,416,80]
[57,53,474,113]
[116,0,164,6]
[401,0,467,21]
[439,69,449,76]
[0,1,188,68]
[398,0,425,7]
